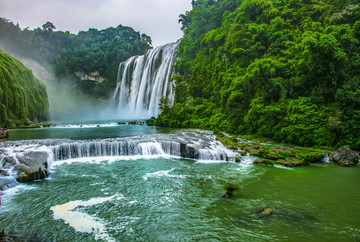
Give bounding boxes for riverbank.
[216,132,359,167]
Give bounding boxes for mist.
[0,45,115,122]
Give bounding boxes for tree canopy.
[157,0,360,150]
[0,19,152,99]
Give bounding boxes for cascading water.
[0,131,237,164]
[112,42,178,118]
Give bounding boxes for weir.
[112,42,178,118]
[0,130,237,185]
[51,139,232,161]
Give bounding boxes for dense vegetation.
[157,0,360,150]
[0,19,152,98]
[0,51,49,127]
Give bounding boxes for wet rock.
[330,147,359,166]
[235,156,242,163]
[2,150,52,183]
[275,157,305,167]
[242,145,262,156]
[222,183,239,199]
[0,230,39,241]
[0,177,18,191]
[260,151,280,160]
[0,230,8,237]
[258,208,274,218]
[239,150,247,156]
[253,158,273,166]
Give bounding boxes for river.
[0,121,359,241]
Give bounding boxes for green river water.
[0,122,359,241]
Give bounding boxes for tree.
[159,97,171,114]
[42,22,56,31]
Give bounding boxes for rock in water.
[222,183,239,199]
[2,150,52,183]
[258,208,274,218]
[15,150,51,182]
[330,147,359,166]
[253,158,273,166]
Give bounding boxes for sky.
[0,0,192,47]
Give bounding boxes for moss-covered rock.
[0,51,49,127]
[275,157,306,167]
[239,150,247,156]
[253,158,274,166]
[217,133,330,167]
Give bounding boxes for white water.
[0,129,243,189]
[112,42,178,118]
[51,195,119,241]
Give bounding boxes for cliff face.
[0,50,49,127]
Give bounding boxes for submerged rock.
[0,177,18,191]
[330,147,359,166]
[258,208,274,218]
[0,229,39,241]
[235,156,242,163]
[0,230,8,237]
[222,183,239,199]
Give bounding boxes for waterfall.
[112,42,178,118]
[50,139,232,161]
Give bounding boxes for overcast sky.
[0,0,192,47]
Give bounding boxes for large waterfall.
[112,42,178,118]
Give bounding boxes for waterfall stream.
[112,42,178,118]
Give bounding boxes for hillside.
[0,19,152,99]
[157,0,360,150]
[0,51,49,127]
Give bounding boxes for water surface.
[0,124,359,241]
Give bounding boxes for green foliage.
[159,97,171,114]
[281,97,335,146]
[0,18,152,99]
[0,51,49,127]
[159,0,360,149]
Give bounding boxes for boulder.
[2,150,52,183]
[15,150,51,182]
[330,147,359,166]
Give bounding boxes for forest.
[0,50,49,127]
[0,18,152,99]
[156,0,360,150]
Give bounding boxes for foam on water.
[52,155,178,167]
[52,123,119,129]
[273,164,295,170]
[142,168,187,180]
[0,184,34,208]
[50,195,119,241]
